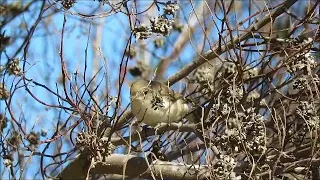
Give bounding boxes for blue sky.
[0,0,261,178]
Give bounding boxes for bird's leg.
[154,123,161,135]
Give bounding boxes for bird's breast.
[131,94,189,127]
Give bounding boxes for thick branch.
[58,154,210,180]
[167,0,299,86]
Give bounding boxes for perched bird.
[130,79,191,127]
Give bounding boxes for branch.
[167,0,299,86]
[100,0,300,135]
[111,123,197,146]
[57,154,210,180]
[57,1,299,179]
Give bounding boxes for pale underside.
[131,89,189,127]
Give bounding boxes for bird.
[130,79,191,127]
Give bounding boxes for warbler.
[130,80,191,127]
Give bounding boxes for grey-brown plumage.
[130,79,190,127]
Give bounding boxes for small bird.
[130,79,190,127]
